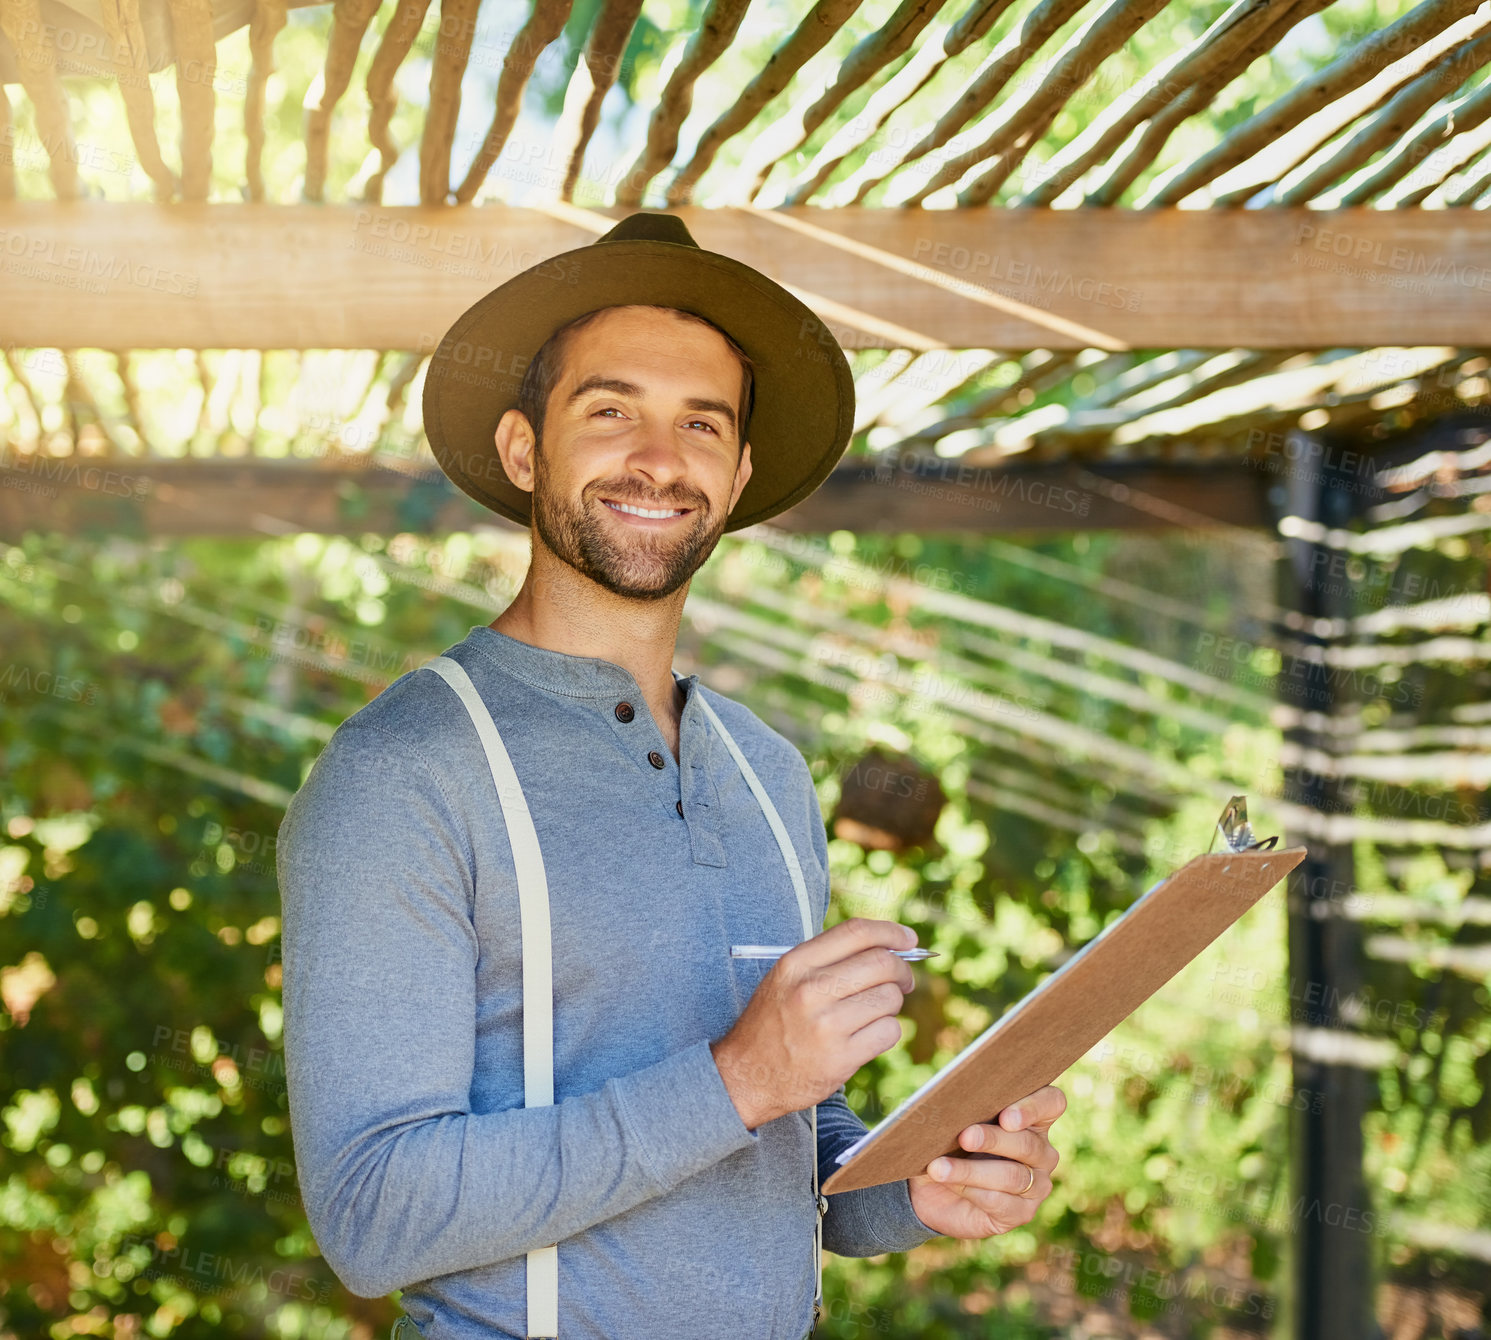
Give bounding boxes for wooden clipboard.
[822,844,1307,1195]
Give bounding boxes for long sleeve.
[277,722,758,1299]
[793,752,940,1257]
[816,1090,940,1255]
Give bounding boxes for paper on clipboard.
[821,830,1305,1196]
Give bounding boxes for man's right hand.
[709,918,919,1130]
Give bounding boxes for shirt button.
[648,750,666,770]
[615,701,635,723]
[676,800,684,817]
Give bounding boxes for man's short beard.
[530,445,732,600]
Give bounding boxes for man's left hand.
[905,1085,1066,1239]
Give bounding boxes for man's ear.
[493,408,537,496]
[726,439,754,515]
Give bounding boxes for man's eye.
[686,419,718,434]
[593,407,623,418]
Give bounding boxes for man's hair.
[515,304,755,454]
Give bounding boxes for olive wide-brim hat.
[421,212,855,532]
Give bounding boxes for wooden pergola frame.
[3,0,1490,1335]
[1,203,1488,350]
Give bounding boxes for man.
[278,213,1064,1340]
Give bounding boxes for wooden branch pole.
[302,0,382,203]
[1085,0,1335,209]
[1016,0,1298,208]
[0,84,12,201]
[1276,28,1491,206]
[614,0,752,206]
[854,0,1088,204]
[245,0,289,201]
[363,0,433,203]
[418,0,479,204]
[0,204,1488,351]
[165,0,216,201]
[1150,0,1488,205]
[1446,151,1491,206]
[1337,76,1491,207]
[99,0,178,200]
[562,0,645,202]
[665,0,864,206]
[757,0,949,202]
[454,0,574,204]
[0,0,78,199]
[908,0,1170,208]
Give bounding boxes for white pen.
[730,944,939,961]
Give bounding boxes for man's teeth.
[606,501,686,519]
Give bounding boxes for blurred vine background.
[2,517,1486,1337]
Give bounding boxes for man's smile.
[600,497,694,524]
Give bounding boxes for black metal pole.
[1273,429,1377,1340]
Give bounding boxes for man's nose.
[623,420,691,487]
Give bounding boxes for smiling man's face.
[510,305,754,601]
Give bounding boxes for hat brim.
[421,237,855,533]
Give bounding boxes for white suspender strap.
[421,655,558,1339]
[692,693,826,1326]
[423,656,825,1334]
[691,697,813,940]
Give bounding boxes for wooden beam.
[776,458,1273,530]
[0,204,1488,350]
[0,458,497,538]
[0,456,1272,536]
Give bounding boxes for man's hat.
[421,212,856,532]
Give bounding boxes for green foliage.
[3,519,1484,1337]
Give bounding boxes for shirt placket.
[601,681,728,864]
[677,688,727,867]
[602,687,688,818]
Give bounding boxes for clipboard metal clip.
[1210,795,1279,854]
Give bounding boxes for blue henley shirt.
[277,624,939,1339]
